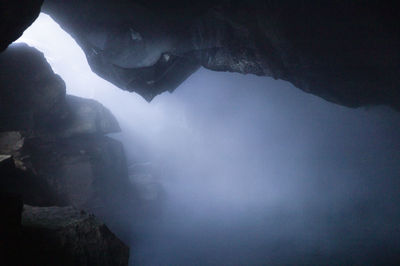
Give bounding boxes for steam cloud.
[18,13,400,265]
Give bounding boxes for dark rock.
[0,132,133,226]
[42,0,203,101]
[19,133,137,242]
[0,0,43,52]
[0,152,64,207]
[21,205,129,266]
[0,132,61,206]
[0,157,23,263]
[0,43,131,214]
[23,135,133,217]
[0,193,23,265]
[0,154,14,173]
[0,43,68,131]
[0,44,134,237]
[0,44,121,135]
[0,132,24,155]
[42,0,400,108]
[0,38,131,265]
[58,95,121,138]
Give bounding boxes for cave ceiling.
[2,0,400,108]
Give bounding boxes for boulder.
[0,42,133,225]
[0,132,24,155]
[0,44,121,136]
[0,44,134,237]
[23,135,131,211]
[0,152,63,207]
[21,205,129,266]
[58,95,121,138]
[0,27,131,266]
[0,43,68,131]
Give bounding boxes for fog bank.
[18,14,400,265]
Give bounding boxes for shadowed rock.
[0,43,132,261]
[0,44,128,210]
[21,205,129,266]
[0,151,62,207]
[41,0,400,108]
[0,44,121,136]
[24,135,131,211]
[59,95,121,138]
[0,193,23,265]
[1,1,398,107]
[0,0,43,52]
[0,43,68,131]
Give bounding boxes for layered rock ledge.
[0,44,132,265]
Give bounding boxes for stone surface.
[21,205,129,266]
[0,151,61,207]
[59,95,121,138]
[0,43,68,131]
[0,44,131,263]
[0,44,121,136]
[42,0,400,108]
[23,135,132,211]
[42,0,202,101]
[0,0,43,52]
[0,132,24,155]
[0,44,129,210]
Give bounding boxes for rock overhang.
[2,0,400,108]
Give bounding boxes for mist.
[18,14,400,265]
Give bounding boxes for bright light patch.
[16,14,95,97]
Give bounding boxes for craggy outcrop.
[41,0,400,108]
[0,1,398,107]
[0,158,130,266]
[0,44,131,264]
[60,95,121,138]
[0,44,121,135]
[21,205,129,266]
[0,44,130,210]
[23,135,132,214]
[0,151,62,207]
[0,43,68,131]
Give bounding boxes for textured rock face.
[60,95,121,138]
[0,132,24,154]
[0,44,121,139]
[24,135,131,212]
[21,205,129,266]
[0,45,131,264]
[0,44,120,135]
[41,0,201,100]
[41,0,400,108]
[0,43,68,131]
[0,44,129,209]
[0,140,62,206]
[0,44,133,212]
[0,157,131,265]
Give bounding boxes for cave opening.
[15,13,400,265]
